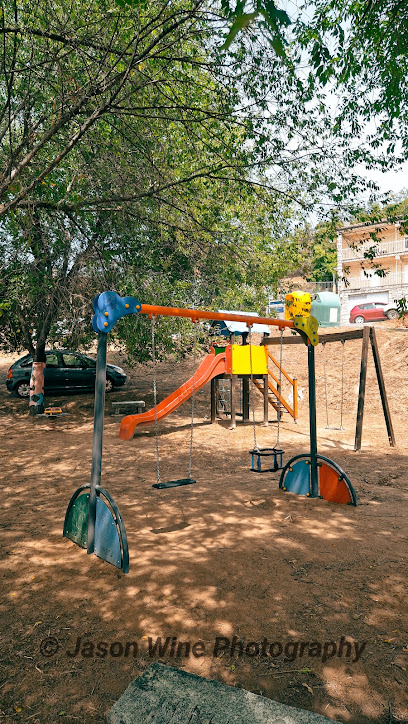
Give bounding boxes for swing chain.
[340,339,345,430]
[276,326,284,447]
[248,325,258,451]
[322,341,330,429]
[151,316,161,484]
[188,319,197,478]
[323,339,346,431]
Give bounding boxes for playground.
[0,322,407,723]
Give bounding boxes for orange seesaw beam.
[139,304,295,330]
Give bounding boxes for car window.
[375,303,385,307]
[45,353,59,368]
[62,353,85,368]
[85,358,96,368]
[20,357,33,368]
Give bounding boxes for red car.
[349,302,388,323]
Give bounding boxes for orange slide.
[119,348,228,440]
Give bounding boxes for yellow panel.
[293,315,319,346]
[285,292,311,320]
[231,345,268,375]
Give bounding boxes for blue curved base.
[280,458,311,496]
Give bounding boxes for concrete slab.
[107,663,340,724]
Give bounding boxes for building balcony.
[345,272,405,290]
[342,237,408,262]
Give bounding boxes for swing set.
[63,291,357,574]
[264,325,395,451]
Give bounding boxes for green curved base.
[63,486,129,572]
[64,491,89,548]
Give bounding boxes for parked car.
[383,303,399,320]
[349,302,398,324]
[6,350,126,398]
[266,300,285,318]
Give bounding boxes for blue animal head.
[92,292,141,333]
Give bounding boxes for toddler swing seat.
[250,446,284,473]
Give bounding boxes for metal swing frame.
[63,291,320,573]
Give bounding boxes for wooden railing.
[253,351,298,420]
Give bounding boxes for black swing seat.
[152,478,196,489]
[250,447,284,473]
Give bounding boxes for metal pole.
[210,378,216,423]
[87,332,107,554]
[230,374,237,430]
[139,303,296,331]
[308,342,319,498]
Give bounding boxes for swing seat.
[250,447,284,473]
[152,478,196,489]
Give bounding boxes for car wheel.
[105,377,114,393]
[16,381,31,398]
[386,309,398,320]
[354,315,365,324]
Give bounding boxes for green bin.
[311,292,340,327]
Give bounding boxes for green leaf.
[221,12,258,49]
[269,35,286,57]
[263,2,291,27]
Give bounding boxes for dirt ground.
[0,323,407,724]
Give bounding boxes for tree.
[217,1,408,164]
[1,0,391,413]
[294,0,408,160]
[287,221,338,284]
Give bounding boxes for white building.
[337,220,408,324]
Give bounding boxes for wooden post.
[230,374,237,429]
[242,377,250,422]
[369,327,396,447]
[354,325,370,451]
[263,374,269,426]
[210,377,216,423]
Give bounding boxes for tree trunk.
[29,347,46,416]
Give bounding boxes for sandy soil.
[0,323,407,724]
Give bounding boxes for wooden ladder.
[252,351,298,420]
